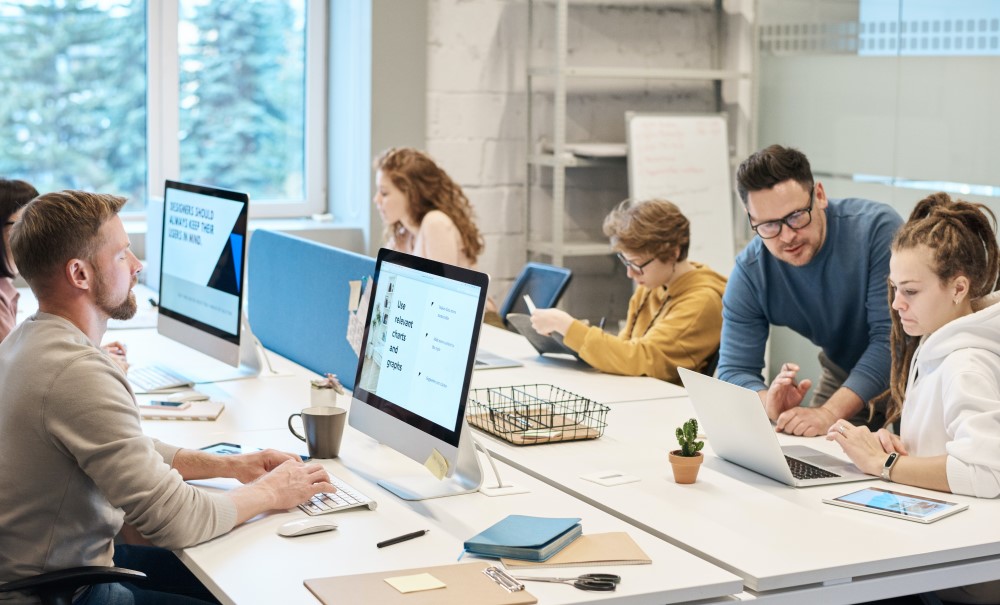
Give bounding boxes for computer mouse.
[166,390,210,403]
[277,518,338,538]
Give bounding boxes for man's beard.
[95,275,138,321]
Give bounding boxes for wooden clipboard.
[304,562,537,605]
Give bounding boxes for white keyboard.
[128,365,193,393]
[299,474,378,516]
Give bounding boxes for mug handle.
[288,413,306,442]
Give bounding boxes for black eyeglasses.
[748,187,814,239]
[616,252,655,275]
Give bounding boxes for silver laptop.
[474,349,522,370]
[678,368,872,487]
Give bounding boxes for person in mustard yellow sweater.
[530,199,726,384]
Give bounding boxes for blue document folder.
[464,515,582,561]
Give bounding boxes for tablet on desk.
[823,486,968,523]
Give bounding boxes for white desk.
[475,325,686,405]
[128,330,743,605]
[151,428,742,605]
[476,397,1000,603]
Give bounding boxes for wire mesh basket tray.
[466,384,609,445]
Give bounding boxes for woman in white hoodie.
[828,192,1000,604]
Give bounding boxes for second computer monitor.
[349,248,488,500]
[158,180,249,369]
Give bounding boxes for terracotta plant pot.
[668,451,704,484]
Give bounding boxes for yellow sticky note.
[348,280,362,311]
[384,572,446,594]
[424,448,450,480]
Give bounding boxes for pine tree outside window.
[0,0,326,218]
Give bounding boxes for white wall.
[423,0,723,321]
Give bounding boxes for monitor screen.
[349,249,488,500]
[157,180,249,367]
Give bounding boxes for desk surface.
[158,428,742,605]
[128,330,742,605]
[477,397,1000,599]
[119,322,1000,604]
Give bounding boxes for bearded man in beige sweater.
[0,190,334,604]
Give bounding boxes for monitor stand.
[378,422,485,501]
[168,314,264,385]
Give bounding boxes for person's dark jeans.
[73,545,219,605]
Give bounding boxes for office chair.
[0,566,146,605]
[498,262,573,329]
[701,348,721,377]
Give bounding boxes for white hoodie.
[901,292,1000,498]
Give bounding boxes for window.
[0,0,325,217]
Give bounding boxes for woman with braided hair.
[827,191,1000,604]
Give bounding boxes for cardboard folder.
[304,562,537,605]
[500,532,652,568]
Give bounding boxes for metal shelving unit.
[525,0,757,266]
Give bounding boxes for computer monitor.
[155,180,256,382]
[349,248,488,501]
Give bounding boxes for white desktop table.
[150,427,743,605]
[475,397,1000,603]
[125,329,743,605]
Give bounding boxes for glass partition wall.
[756,0,1000,381]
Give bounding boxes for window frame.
[145,0,327,219]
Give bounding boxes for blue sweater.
[718,198,903,403]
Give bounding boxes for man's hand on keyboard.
[233,460,335,520]
[228,449,302,484]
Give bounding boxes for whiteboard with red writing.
[626,113,735,275]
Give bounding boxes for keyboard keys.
[129,365,193,393]
[299,474,376,516]
[785,455,839,480]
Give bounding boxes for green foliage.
[0,0,305,207]
[0,0,147,205]
[675,418,704,457]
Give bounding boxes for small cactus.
[675,418,704,457]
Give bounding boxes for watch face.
[881,452,899,480]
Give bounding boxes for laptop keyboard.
[129,365,193,393]
[785,456,839,480]
[299,474,378,515]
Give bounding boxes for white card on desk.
[580,470,640,487]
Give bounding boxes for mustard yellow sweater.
[562,263,727,385]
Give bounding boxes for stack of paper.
[463,515,582,562]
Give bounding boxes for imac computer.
[130,180,258,392]
[349,248,488,501]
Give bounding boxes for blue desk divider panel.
[247,230,375,391]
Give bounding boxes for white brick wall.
[425,0,720,320]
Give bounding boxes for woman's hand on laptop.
[826,422,887,476]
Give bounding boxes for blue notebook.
[463,515,582,562]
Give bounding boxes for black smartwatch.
[881,452,900,481]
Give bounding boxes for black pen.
[376,529,429,548]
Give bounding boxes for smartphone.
[200,442,243,456]
[823,486,969,523]
[198,442,310,461]
[139,400,191,410]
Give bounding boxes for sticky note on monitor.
[424,448,450,480]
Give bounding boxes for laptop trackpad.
[783,445,855,472]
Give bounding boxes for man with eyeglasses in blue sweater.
[718,145,903,437]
